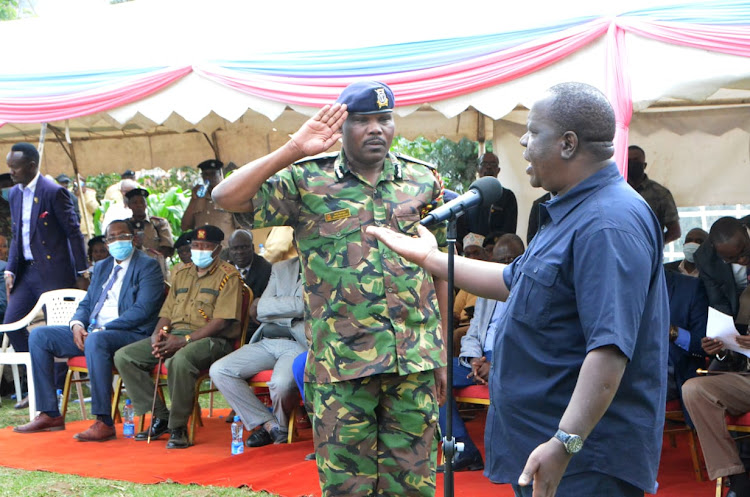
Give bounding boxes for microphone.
[420,176,504,227]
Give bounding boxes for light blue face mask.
[683,242,701,263]
[191,249,215,269]
[107,240,134,261]
[1,187,11,202]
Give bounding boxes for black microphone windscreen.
[469,176,504,209]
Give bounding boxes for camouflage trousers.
[305,370,439,497]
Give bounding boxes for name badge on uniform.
[325,208,351,223]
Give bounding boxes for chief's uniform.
[114,257,247,431]
[252,148,446,496]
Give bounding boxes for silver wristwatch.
[554,429,583,454]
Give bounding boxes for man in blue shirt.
[367,82,668,497]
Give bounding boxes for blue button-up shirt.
[484,163,668,493]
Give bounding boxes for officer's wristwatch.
[554,429,583,454]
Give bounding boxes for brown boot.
[14,413,65,433]
[74,421,116,442]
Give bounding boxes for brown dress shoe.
[74,421,116,442]
[14,413,65,433]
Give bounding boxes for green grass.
[0,382,278,497]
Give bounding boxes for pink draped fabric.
[606,21,633,177]
[0,66,191,124]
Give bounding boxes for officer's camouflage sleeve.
[422,167,447,252]
[211,266,245,321]
[252,166,302,230]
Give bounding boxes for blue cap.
[233,415,240,422]
[336,81,394,114]
[125,399,132,405]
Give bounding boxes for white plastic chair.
[0,289,87,421]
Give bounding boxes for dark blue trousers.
[29,325,145,417]
[512,471,644,497]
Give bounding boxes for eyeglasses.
[105,233,134,244]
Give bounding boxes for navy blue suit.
[28,249,164,417]
[4,174,87,352]
[665,270,708,424]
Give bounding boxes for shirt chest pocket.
[195,288,219,321]
[315,215,363,267]
[512,256,558,329]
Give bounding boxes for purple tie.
[89,265,122,326]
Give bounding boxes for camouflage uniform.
[633,175,679,232]
[253,150,446,496]
[114,258,246,430]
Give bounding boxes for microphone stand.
[442,216,461,497]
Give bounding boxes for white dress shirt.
[20,172,40,261]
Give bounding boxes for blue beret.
[336,81,394,114]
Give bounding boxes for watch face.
[567,435,583,453]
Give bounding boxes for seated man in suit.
[439,234,525,472]
[665,228,708,278]
[210,256,306,447]
[13,220,164,439]
[114,225,246,449]
[664,269,708,422]
[695,216,750,319]
[682,217,750,497]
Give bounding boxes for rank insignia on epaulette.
[325,208,351,222]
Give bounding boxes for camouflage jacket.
[252,151,447,383]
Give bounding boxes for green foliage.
[147,186,191,238]
[391,135,492,193]
[85,173,121,202]
[0,0,19,21]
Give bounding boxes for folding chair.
[0,289,87,421]
[664,398,703,481]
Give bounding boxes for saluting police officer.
[181,160,238,246]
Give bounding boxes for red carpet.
[0,408,718,496]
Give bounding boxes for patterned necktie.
[90,265,122,325]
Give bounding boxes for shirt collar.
[540,162,622,226]
[20,172,41,193]
[333,151,401,183]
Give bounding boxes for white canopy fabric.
[0,0,748,237]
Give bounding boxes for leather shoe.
[728,472,750,497]
[14,413,65,433]
[74,421,116,442]
[304,452,316,461]
[437,449,484,473]
[134,417,169,441]
[14,396,29,410]
[246,426,288,447]
[166,427,189,449]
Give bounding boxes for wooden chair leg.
[716,476,724,497]
[73,371,86,419]
[60,369,74,418]
[287,405,297,444]
[687,429,704,481]
[111,376,123,422]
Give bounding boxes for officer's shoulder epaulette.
[293,151,339,166]
[393,152,437,170]
[218,260,240,276]
[150,215,167,223]
[175,262,194,274]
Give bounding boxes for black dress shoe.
[246,428,273,447]
[134,418,170,441]
[437,450,484,473]
[728,472,750,497]
[14,396,29,410]
[166,427,189,449]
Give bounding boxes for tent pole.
[37,123,48,167]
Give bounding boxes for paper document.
[706,307,750,358]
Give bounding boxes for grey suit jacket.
[459,296,499,360]
[249,257,306,347]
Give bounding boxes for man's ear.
[560,131,578,160]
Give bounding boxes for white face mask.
[683,242,701,263]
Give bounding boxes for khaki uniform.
[129,215,173,253]
[186,196,237,247]
[114,258,247,430]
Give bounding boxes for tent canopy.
[1,0,749,238]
